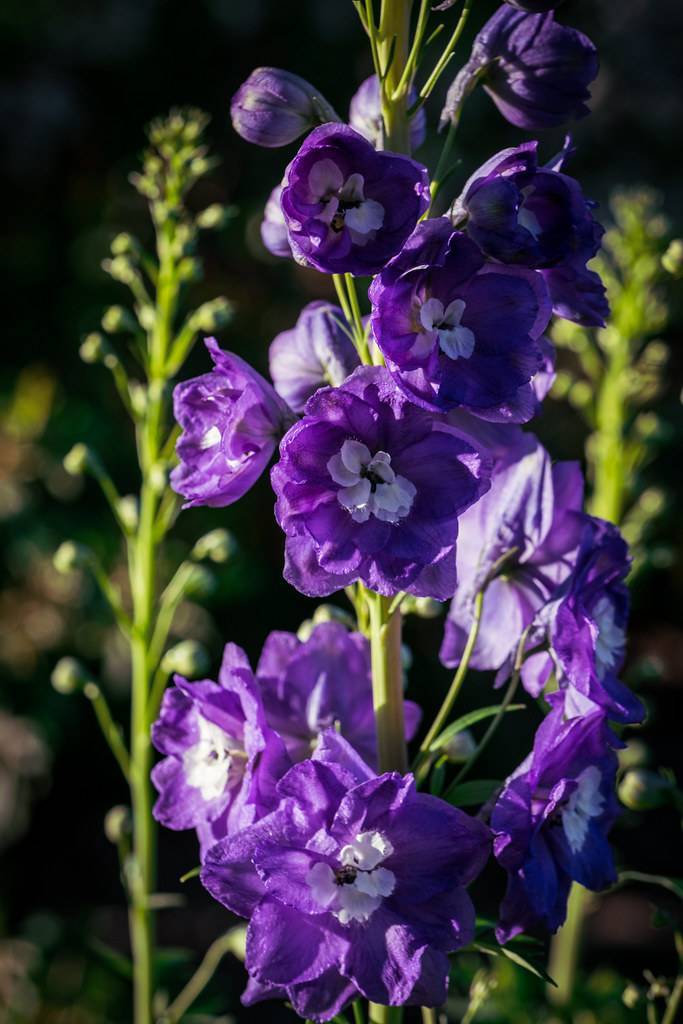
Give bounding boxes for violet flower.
[171,338,294,509]
[451,141,608,327]
[231,67,339,148]
[280,123,430,276]
[256,622,420,766]
[271,365,491,600]
[369,218,551,415]
[261,184,292,259]
[151,644,291,854]
[269,301,360,413]
[492,704,619,942]
[201,731,491,1019]
[349,74,426,152]
[441,8,598,133]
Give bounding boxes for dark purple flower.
[441,433,583,674]
[261,184,293,259]
[349,74,427,152]
[280,124,431,276]
[171,338,294,509]
[369,219,551,415]
[231,67,340,148]
[441,8,598,133]
[151,644,291,854]
[271,365,491,599]
[269,301,360,413]
[256,622,420,767]
[492,704,619,942]
[201,731,491,1019]
[451,141,608,326]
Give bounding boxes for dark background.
[1,0,683,1019]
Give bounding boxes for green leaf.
[445,779,501,807]
[430,756,447,796]
[428,704,526,752]
[475,941,557,986]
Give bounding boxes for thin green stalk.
[392,0,430,100]
[367,591,407,774]
[83,682,131,781]
[159,931,239,1023]
[344,273,372,364]
[662,974,683,1024]
[546,884,590,1006]
[428,110,461,207]
[413,588,483,783]
[419,0,475,103]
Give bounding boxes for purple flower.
[231,67,339,148]
[269,301,360,413]
[492,704,619,942]
[441,8,598,133]
[261,184,292,259]
[349,74,426,152]
[171,338,294,509]
[201,731,491,1019]
[280,124,431,276]
[271,365,491,600]
[451,141,608,327]
[151,644,291,854]
[369,219,551,415]
[256,622,420,767]
[441,433,584,674]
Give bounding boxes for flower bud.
[63,443,91,476]
[191,529,236,564]
[161,640,210,678]
[402,595,442,619]
[104,805,132,844]
[129,382,147,417]
[53,541,91,574]
[311,604,356,629]
[622,983,641,1010]
[442,730,477,763]
[101,305,137,334]
[190,297,233,333]
[618,769,672,811]
[51,656,88,694]
[617,738,649,773]
[177,257,202,283]
[662,239,683,277]
[183,564,217,600]
[117,495,139,533]
[231,67,339,148]
[196,204,235,230]
[110,233,141,258]
[149,462,169,494]
[80,332,113,364]
[296,619,315,643]
[103,255,136,285]
[137,305,156,332]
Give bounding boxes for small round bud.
[110,233,140,258]
[183,564,217,600]
[104,805,132,844]
[442,730,476,764]
[622,984,641,1010]
[103,255,136,285]
[117,495,139,533]
[662,239,683,277]
[63,443,91,476]
[634,412,659,440]
[190,297,233,333]
[189,157,211,177]
[196,205,234,230]
[296,619,315,643]
[618,769,671,811]
[137,305,156,332]
[80,332,113,364]
[101,305,137,334]
[191,529,236,564]
[53,541,91,574]
[129,382,147,417]
[51,657,88,694]
[161,640,210,679]
[618,739,650,773]
[413,597,442,619]
[149,462,168,494]
[312,604,355,629]
[177,257,201,283]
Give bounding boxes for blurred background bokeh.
[1,0,682,1020]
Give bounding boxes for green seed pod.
[51,656,88,694]
[53,541,91,574]
[104,805,132,844]
[63,443,91,476]
[161,640,210,679]
[618,769,671,811]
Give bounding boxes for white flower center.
[517,185,543,239]
[307,830,396,925]
[182,714,243,801]
[592,595,626,676]
[419,297,475,360]
[200,425,222,449]
[561,765,605,854]
[327,439,416,524]
[308,159,384,247]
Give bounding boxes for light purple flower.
[261,184,292,259]
[271,365,491,600]
[201,731,491,1020]
[171,338,294,509]
[441,432,583,675]
[269,301,360,413]
[369,219,552,415]
[151,644,291,854]
[231,67,339,148]
[280,123,431,276]
[256,622,420,766]
[441,8,598,133]
[492,704,619,942]
[349,74,426,152]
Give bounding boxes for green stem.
[369,1007,403,1024]
[589,339,629,522]
[353,1000,366,1024]
[344,273,372,364]
[428,111,461,208]
[546,884,590,1005]
[378,0,414,152]
[419,0,475,103]
[160,931,238,1023]
[83,682,131,781]
[367,591,407,774]
[662,974,683,1024]
[421,1009,437,1024]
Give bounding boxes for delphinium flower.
[271,364,491,599]
[171,338,294,508]
[261,184,292,258]
[492,703,619,942]
[201,730,491,1020]
[441,432,584,676]
[369,218,551,415]
[231,67,339,148]
[349,74,426,152]
[151,644,291,854]
[269,301,360,413]
[441,7,598,133]
[255,621,420,766]
[450,141,608,326]
[280,124,431,275]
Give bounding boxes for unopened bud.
[191,298,233,333]
[51,657,88,694]
[129,172,159,200]
[103,255,136,285]
[312,604,355,629]
[177,257,201,283]
[80,332,112,364]
[53,541,91,574]
[104,805,132,844]
[443,730,476,764]
[634,412,659,440]
[618,769,671,811]
[63,443,91,476]
[129,382,147,417]
[101,305,137,334]
[183,564,217,600]
[662,239,683,277]
[296,619,315,643]
[196,204,234,230]
[402,596,442,619]
[231,67,339,148]
[110,233,140,258]
[137,305,156,332]
[161,640,210,678]
[117,495,139,533]
[191,529,236,564]
[622,984,641,1010]
[149,462,168,494]
[618,739,650,773]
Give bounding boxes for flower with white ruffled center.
[327,439,416,524]
[309,160,385,246]
[592,595,626,676]
[419,297,476,360]
[307,830,396,925]
[561,765,606,854]
[183,714,244,801]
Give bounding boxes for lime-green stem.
[589,340,629,522]
[419,0,475,103]
[413,589,483,783]
[421,1009,437,1024]
[344,274,372,364]
[367,591,407,774]
[662,974,683,1024]
[369,1006,403,1024]
[546,884,590,1005]
[378,0,414,152]
[429,110,461,208]
[84,682,131,781]
[160,931,238,1023]
[392,0,430,100]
